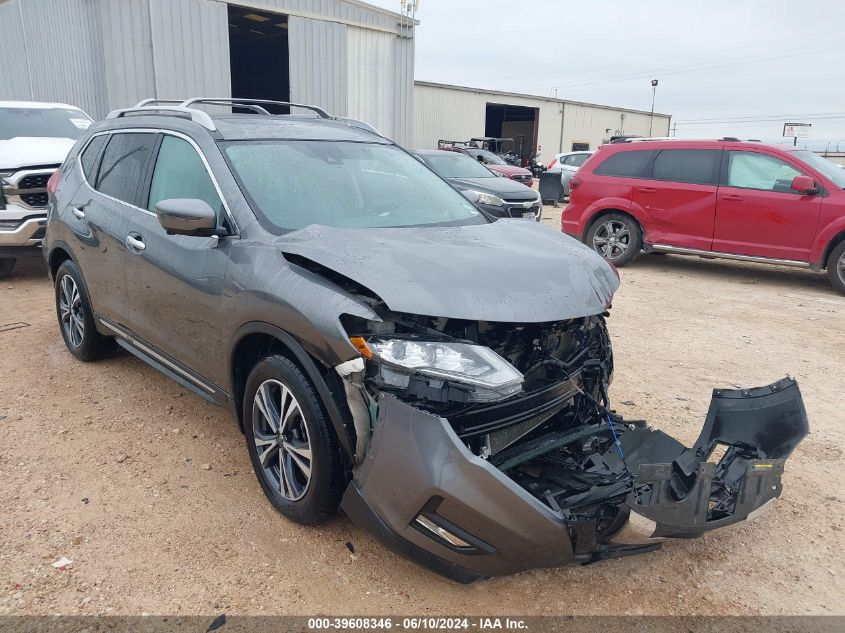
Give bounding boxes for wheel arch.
[821,230,845,270]
[47,241,76,281]
[583,208,644,242]
[229,322,355,464]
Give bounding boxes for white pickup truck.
[0,101,93,278]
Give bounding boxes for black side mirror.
[154,199,224,237]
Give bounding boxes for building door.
[228,5,290,112]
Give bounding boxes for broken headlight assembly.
[354,337,524,403]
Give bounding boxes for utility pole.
[649,79,658,136]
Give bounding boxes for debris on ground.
[51,557,74,571]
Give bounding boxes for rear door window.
[79,135,107,182]
[726,151,803,193]
[146,135,222,216]
[95,133,157,206]
[652,149,721,185]
[593,149,656,178]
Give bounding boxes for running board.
[648,244,810,268]
[98,317,226,405]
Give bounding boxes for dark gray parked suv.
[44,98,808,582]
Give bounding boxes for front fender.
[810,217,845,268]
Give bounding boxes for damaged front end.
[333,304,808,582]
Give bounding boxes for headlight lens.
[471,191,505,207]
[367,338,523,402]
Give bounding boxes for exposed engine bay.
[338,305,808,564]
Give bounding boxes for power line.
[677,111,845,123]
[678,115,845,126]
[512,39,845,93]
[469,27,845,86]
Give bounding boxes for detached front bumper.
[341,378,808,582]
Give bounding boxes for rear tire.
[0,258,15,279]
[827,241,845,295]
[54,260,113,361]
[586,213,642,267]
[243,355,345,525]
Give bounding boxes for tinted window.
[593,150,655,177]
[564,153,591,167]
[95,133,156,205]
[652,149,720,185]
[147,136,222,215]
[79,135,107,182]
[727,151,803,193]
[224,141,483,231]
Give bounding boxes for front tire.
[0,258,15,279]
[586,213,642,267]
[54,260,113,361]
[827,241,845,295]
[243,355,344,525]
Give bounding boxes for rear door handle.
[125,234,146,253]
[72,207,85,219]
[722,194,744,201]
[636,187,656,193]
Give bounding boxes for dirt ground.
[1,206,843,616]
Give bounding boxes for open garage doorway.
[485,103,539,164]
[228,5,290,113]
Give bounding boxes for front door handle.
[637,187,656,193]
[72,207,85,219]
[125,234,146,253]
[722,194,744,201]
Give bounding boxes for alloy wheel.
[252,379,312,501]
[59,275,84,348]
[592,220,631,260]
[838,250,845,285]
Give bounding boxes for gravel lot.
[1,206,843,616]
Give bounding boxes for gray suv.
[44,98,808,582]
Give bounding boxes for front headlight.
[471,191,505,207]
[364,338,523,402]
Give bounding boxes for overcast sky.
[367,0,845,151]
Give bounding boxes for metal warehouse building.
[0,0,416,145]
[413,81,672,161]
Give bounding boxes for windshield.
[0,107,92,141]
[469,149,506,165]
[422,152,496,179]
[791,150,845,189]
[224,141,485,231]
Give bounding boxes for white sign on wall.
[783,123,811,138]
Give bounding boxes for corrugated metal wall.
[0,0,108,117]
[148,0,231,100]
[0,0,415,142]
[288,16,348,117]
[413,82,672,156]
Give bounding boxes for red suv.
[561,139,845,294]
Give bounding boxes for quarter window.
[79,135,107,182]
[95,133,157,206]
[593,150,656,178]
[147,136,222,215]
[727,151,803,193]
[652,149,720,185]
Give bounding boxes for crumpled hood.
[0,137,76,170]
[278,220,618,322]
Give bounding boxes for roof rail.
[179,98,331,119]
[106,97,334,132]
[106,104,216,130]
